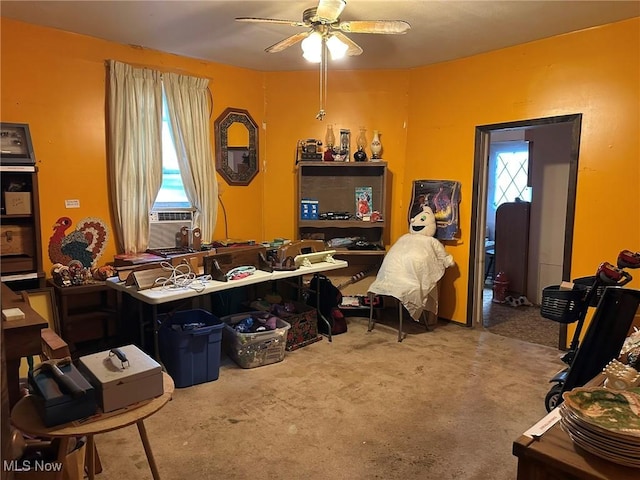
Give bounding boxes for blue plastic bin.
[158,309,224,388]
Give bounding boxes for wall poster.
[409,180,461,240]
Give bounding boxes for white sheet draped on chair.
[368,233,453,321]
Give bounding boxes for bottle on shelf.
[338,128,350,162]
[370,130,382,160]
[354,127,368,162]
[324,124,336,161]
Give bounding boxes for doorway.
[467,114,583,349]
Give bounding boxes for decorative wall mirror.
[214,107,259,186]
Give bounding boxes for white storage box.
[78,344,163,412]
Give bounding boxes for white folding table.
[107,260,348,360]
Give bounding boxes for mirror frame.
[214,107,259,186]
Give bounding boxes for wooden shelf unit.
[46,280,119,353]
[297,161,389,297]
[297,161,389,251]
[0,165,44,289]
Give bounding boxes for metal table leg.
[314,273,332,342]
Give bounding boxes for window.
[492,142,531,207]
[152,91,191,210]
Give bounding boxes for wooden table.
[513,409,639,479]
[1,283,48,407]
[10,372,174,480]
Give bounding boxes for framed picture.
[25,287,60,334]
[0,122,36,165]
[18,287,61,378]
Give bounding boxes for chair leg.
[398,300,404,342]
[367,292,375,332]
[420,311,430,332]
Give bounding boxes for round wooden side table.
[10,372,174,480]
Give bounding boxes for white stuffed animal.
[368,205,454,320]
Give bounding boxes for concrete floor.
[92,314,564,480]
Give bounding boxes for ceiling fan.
[236,0,411,56]
[236,0,411,119]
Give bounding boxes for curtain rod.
[105,59,213,82]
[106,59,214,118]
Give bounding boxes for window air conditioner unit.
[148,211,193,249]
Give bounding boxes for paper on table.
[523,407,562,438]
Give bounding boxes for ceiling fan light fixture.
[326,34,348,60]
[302,32,323,63]
[302,32,348,63]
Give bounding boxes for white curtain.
[163,72,217,240]
[108,60,163,253]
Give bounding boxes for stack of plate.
[559,387,640,468]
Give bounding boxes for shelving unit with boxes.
[1,123,44,290]
[0,165,45,289]
[297,161,389,299]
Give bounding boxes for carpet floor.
[482,288,560,349]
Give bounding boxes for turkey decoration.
[48,217,109,268]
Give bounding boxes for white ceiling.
[1,1,638,71]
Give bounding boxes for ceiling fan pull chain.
[322,39,328,117]
[317,37,328,120]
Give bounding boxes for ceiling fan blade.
[338,20,411,35]
[316,0,346,22]
[265,31,311,53]
[235,17,306,28]
[332,32,363,57]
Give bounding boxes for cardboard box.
[13,440,86,480]
[78,344,163,412]
[4,191,32,215]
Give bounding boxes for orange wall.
[0,18,265,270]
[262,69,409,243]
[405,18,640,323]
[2,17,638,328]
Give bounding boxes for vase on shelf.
[370,130,382,160]
[324,124,336,161]
[354,127,368,162]
[338,128,350,162]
